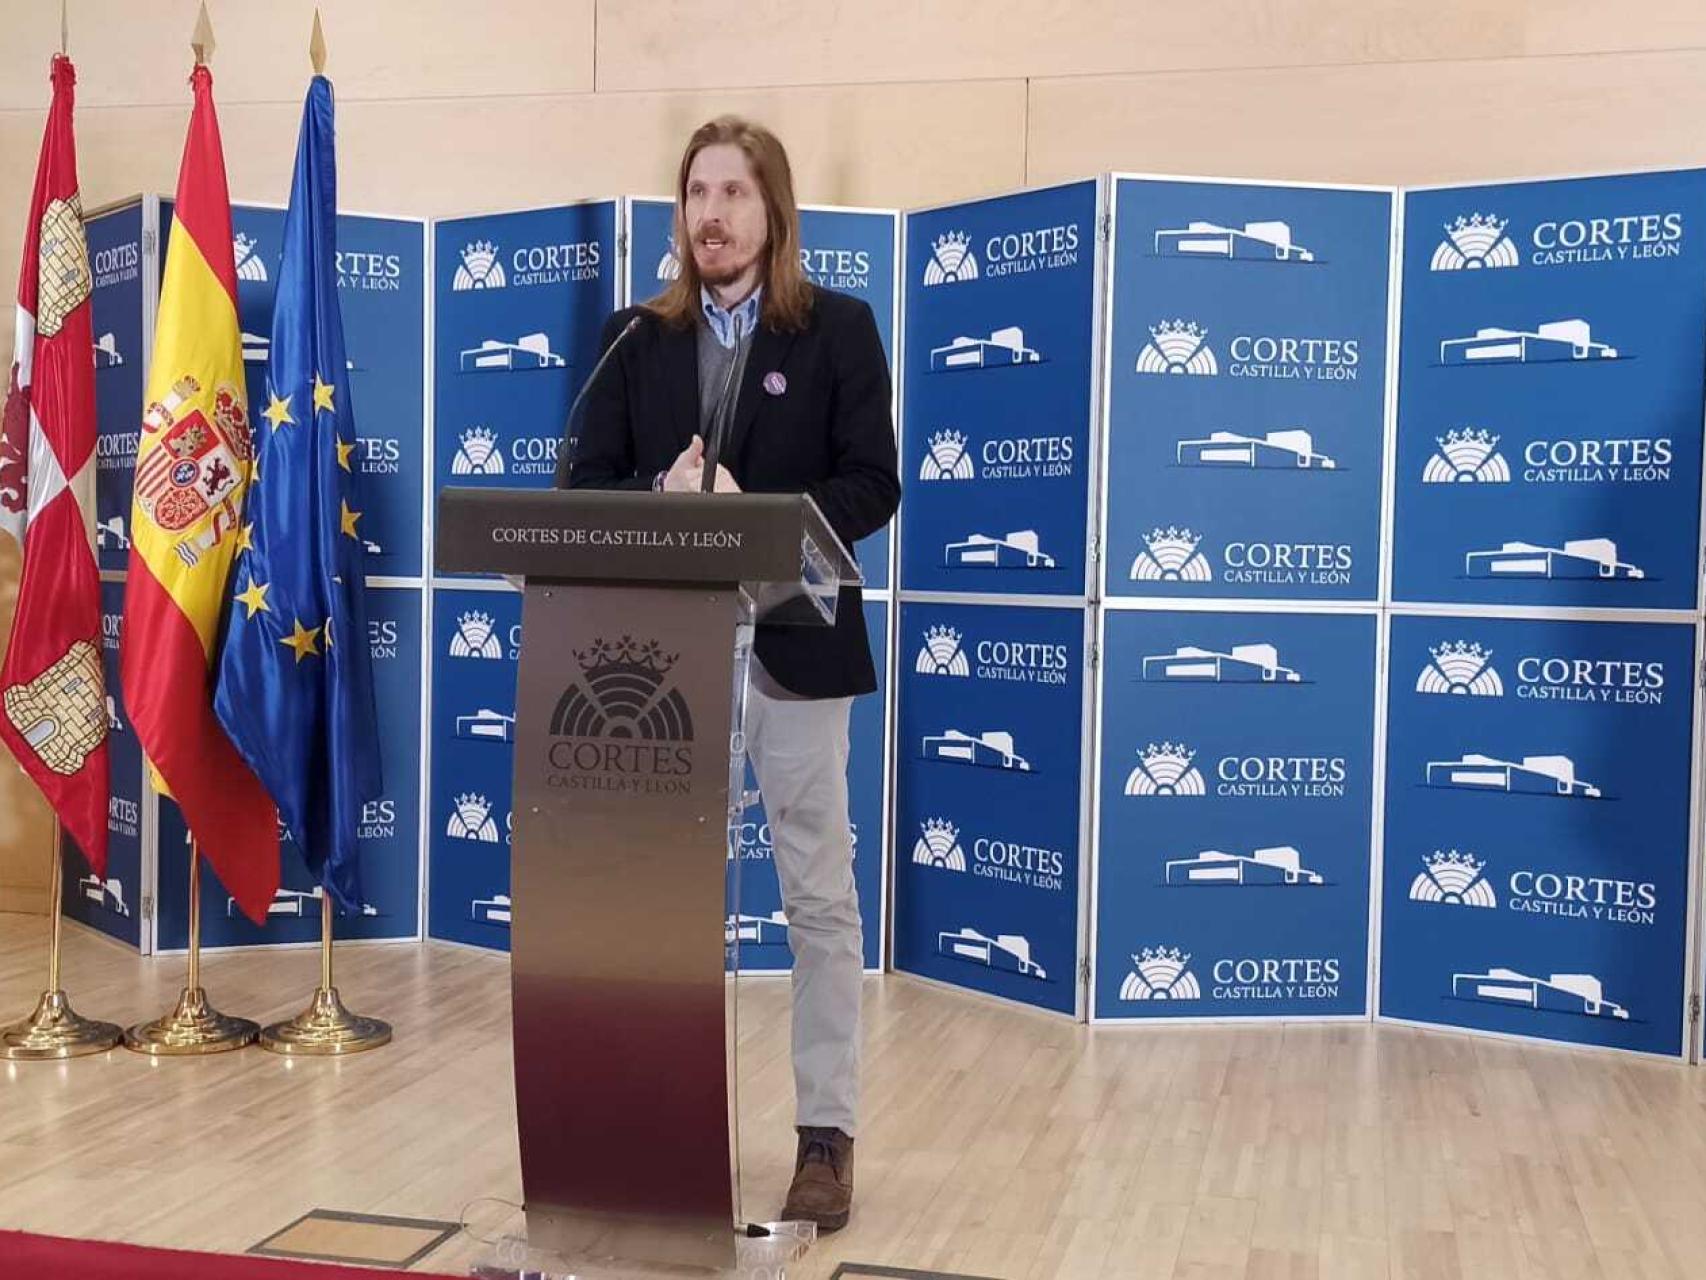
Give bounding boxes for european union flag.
[213,75,380,912]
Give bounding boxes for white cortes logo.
[452,426,506,476]
[453,240,507,291]
[923,231,978,285]
[919,430,975,482]
[915,626,970,677]
[1136,320,1217,375]
[912,818,967,871]
[233,232,268,283]
[1416,641,1504,697]
[1451,967,1628,1020]
[1120,945,1200,1001]
[1409,850,1498,907]
[449,611,504,660]
[447,792,501,843]
[1431,213,1519,271]
[1129,527,1211,583]
[1423,428,1511,484]
[1124,742,1205,797]
[657,237,682,281]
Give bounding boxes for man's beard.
[695,244,763,288]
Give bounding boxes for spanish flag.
[120,63,278,924]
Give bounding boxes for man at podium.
[564,116,900,1233]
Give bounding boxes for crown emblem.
[1142,741,1193,766]
[1136,944,1189,966]
[462,240,498,268]
[234,231,256,256]
[928,429,966,450]
[1146,526,1200,553]
[1446,212,1507,236]
[1150,319,1205,341]
[1430,640,1486,661]
[1424,849,1484,875]
[574,635,679,676]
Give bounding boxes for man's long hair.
[647,116,814,333]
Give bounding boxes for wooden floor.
[4,916,1706,1279]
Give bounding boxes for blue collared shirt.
[701,284,762,349]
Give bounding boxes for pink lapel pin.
[763,371,787,396]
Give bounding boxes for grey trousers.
[742,665,862,1136]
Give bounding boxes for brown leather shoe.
[781,1126,854,1233]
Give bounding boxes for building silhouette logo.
[912,818,968,871]
[944,530,1056,569]
[919,429,975,481]
[553,636,693,741]
[1464,537,1643,580]
[1165,846,1323,886]
[96,516,129,550]
[727,910,790,946]
[449,611,505,660]
[92,332,124,367]
[471,893,511,925]
[79,874,130,917]
[1439,318,1619,364]
[1431,213,1520,271]
[451,426,506,477]
[915,626,971,677]
[455,707,515,742]
[1130,527,1211,583]
[923,231,979,285]
[921,728,1031,772]
[1136,320,1218,375]
[1125,742,1206,797]
[1451,967,1627,1019]
[447,792,501,843]
[1425,752,1601,798]
[452,240,507,291]
[929,326,1041,371]
[1416,641,1504,696]
[233,232,268,283]
[1423,428,1511,483]
[937,926,1046,978]
[1177,428,1334,469]
[1154,219,1315,262]
[1120,945,1201,1000]
[459,333,564,372]
[1409,850,1498,908]
[1141,643,1300,683]
[241,331,270,364]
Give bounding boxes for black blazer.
[561,286,901,699]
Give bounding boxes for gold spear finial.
[191,1,215,65]
[310,8,327,75]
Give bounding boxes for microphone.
[699,313,746,493]
[554,314,642,487]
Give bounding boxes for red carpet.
[0,1230,462,1277]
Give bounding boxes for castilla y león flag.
[0,54,110,876]
[120,63,278,923]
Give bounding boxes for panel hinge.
[1697,657,1706,689]
[1079,957,1092,988]
[1690,992,1701,1026]
[1088,641,1100,670]
[142,228,157,255]
[616,230,628,257]
[1097,211,1112,243]
[141,894,154,922]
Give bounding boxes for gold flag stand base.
[124,843,255,1055]
[124,985,257,1056]
[259,985,391,1056]
[0,990,123,1060]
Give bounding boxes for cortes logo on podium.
[545,635,697,795]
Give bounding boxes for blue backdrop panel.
[432,202,620,566]
[87,200,147,574]
[894,603,1085,1013]
[156,586,424,948]
[427,587,521,949]
[726,600,889,973]
[1394,171,1706,610]
[1093,609,1376,1019]
[1381,615,1696,1056]
[900,181,1100,597]
[1104,179,1393,602]
[162,202,430,580]
[625,198,899,592]
[61,580,143,948]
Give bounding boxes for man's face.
[684,142,768,289]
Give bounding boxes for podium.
[436,487,859,1271]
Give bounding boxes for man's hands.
[663,434,741,493]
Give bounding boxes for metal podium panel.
[509,581,738,1269]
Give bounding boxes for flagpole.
[258,881,391,1055]
[123,838,258,1055]
[0,820,123,1059]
